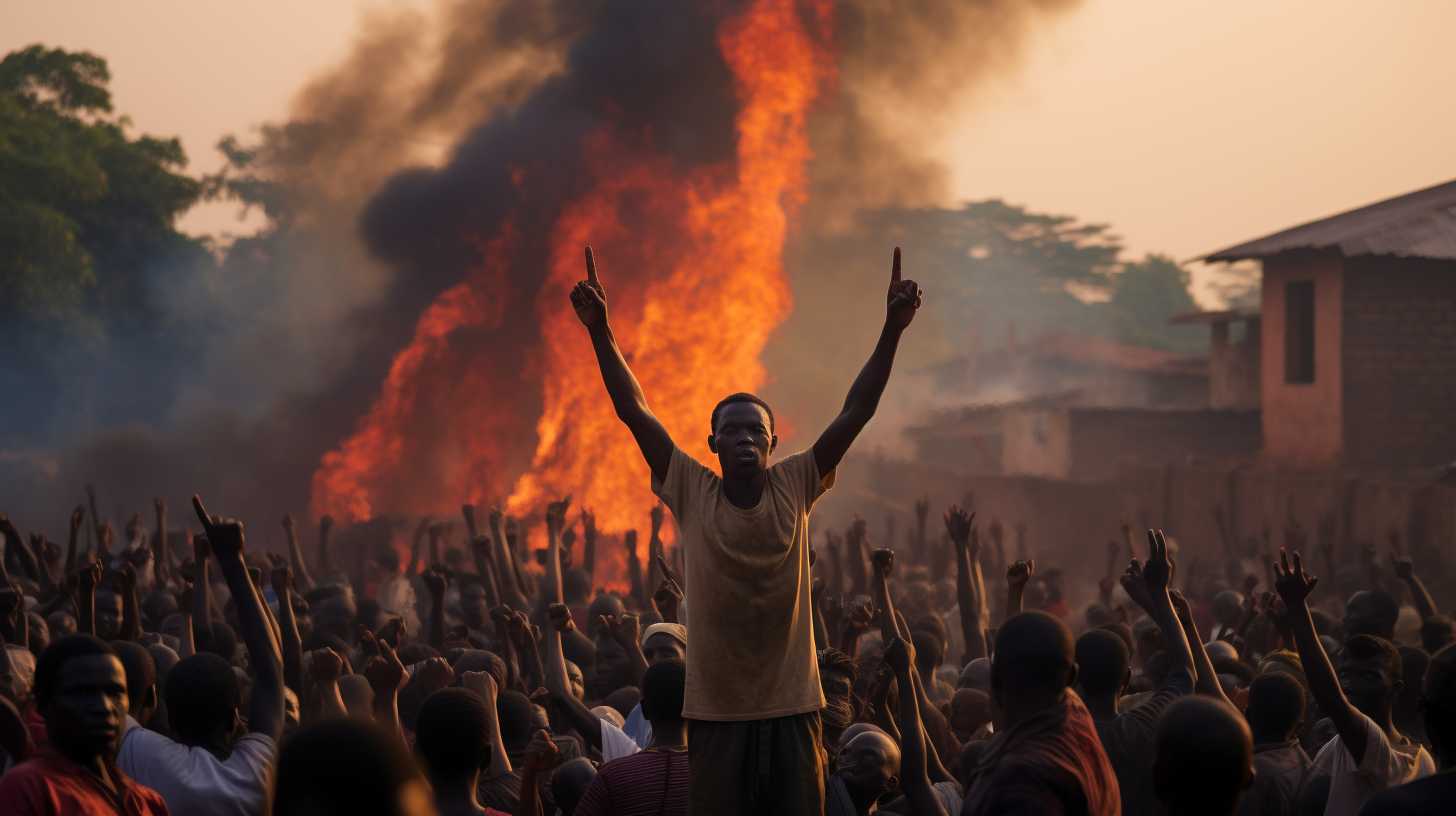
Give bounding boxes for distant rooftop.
[1203,179,1456,262]
[1168,308,1260,326]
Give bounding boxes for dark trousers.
[688,711,825,815]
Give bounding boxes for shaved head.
[839,729,902,802]
[993,611,1076,705]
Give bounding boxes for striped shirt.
[574,749,688,816]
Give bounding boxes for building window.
[1285,280,1315,384]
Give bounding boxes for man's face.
[315,596,356,641]
[642,634,685,667]
[94,591,123,640]
[837,732,899,800]
[566,661,585,701]
[1339,653,1398,719]
[590,636,630,699]
[460,585,488,629]
[821,668,854,703]
[45,654,129,761]
[708,401,776,478]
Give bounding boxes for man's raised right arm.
[571,247,673,484]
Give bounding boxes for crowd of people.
[0,247,1452,815]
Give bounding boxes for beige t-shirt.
[652,445,833,721]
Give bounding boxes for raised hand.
[600,613,640,649]
[1007,559,1035,591]
[422,568,449,599]
[1120,559,1154,612]
[943,506,974,547]
[1392,555,1414,581]
[77,562,102,594]
[70,505,87,536]
[845,600,874,633]
[363,632,406,693]
[310,648,344,684]
[546,496,572,532]
[547,603,574,632]
[650,502,665,535]
[884,634,914,674]
[1142,529,1173,593]
[1274,549,1318,607]
[871,548,895,578]
[281,514,295,534]
[191,495,244,559]
[524,729,561,773]
[269,556,294,596]
[885,247,923,331]
[571,246,608,328]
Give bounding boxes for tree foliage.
[0,45,207,327]
[0,45,212,440]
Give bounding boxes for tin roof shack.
[1169,309,1261,410]
[1205,179,1456,469]
[920,332,1208,408]
[1002,405,1259,481]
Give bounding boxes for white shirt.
[1308,710,1433,816]
[117,717,276,816]
[599,716,642,763]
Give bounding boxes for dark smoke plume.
[5,0,1082,534]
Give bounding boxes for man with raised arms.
[570,245,922,815]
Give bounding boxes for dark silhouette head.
[457,577,488,629]
[1075,628,1130,700]
[495,690,534,752]
[1344,590,1399,641]
[707,393,777,479]
[165,653,241,747]
[551,757,598,816]
[991,612,1077,725]
[93,589,123,640]
[34,635,127,763]
[837,729,901,805]
[111,640,158,723]
[640,660,685,725]
[1154,697,1253,816]
[1339,635,1402,725]
[1423,643,1456,769]
[949,688,991,742]
[275,718,431,816]
[1245,671,1305,745]
[415,688,491,787]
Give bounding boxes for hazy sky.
[7,1,1456,298]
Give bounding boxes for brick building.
[1204,179,1456,468]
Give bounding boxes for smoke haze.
[3,0,1082,540]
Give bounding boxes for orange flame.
[311,0,834,586]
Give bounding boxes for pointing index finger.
[891,246,901,284]
[585,246,599,284]
[191,495,213,531]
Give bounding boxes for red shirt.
[962,691,1120,816]
[0,750,170,816]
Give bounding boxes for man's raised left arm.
[812,247,922,478]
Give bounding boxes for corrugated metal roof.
[1203,179,1456,262]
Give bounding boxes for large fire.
[310,0,834,584]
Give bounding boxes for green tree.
[0,45,207,326]
[0,45,211,440]
[1105,254,1201,352]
